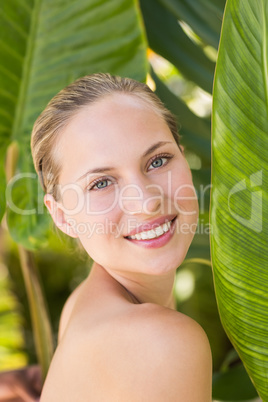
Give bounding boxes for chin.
[141,252,185,276]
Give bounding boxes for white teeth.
[163,221,171,232]
[147,230,156,239]
[162,223,168,232]
[128,219,174,241]
[155,226,164,236]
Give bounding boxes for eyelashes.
[147,152,174,171]
[87,152,174,191]
[87,177,113,191]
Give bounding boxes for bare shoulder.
[115,302,211,351]
[41,303,212,401]
[108,303,213,401]
[117,302,212,358]
[58,280,86,342]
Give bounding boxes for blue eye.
[88,178,112,191]
[148,156,169,170]
[152,158,164,168]
[96,180,109,189]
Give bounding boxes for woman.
[31,73,212,401]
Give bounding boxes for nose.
[119,179,163,216]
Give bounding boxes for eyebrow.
[76,140,173,182]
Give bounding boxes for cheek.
[171,169,199,216]
[77,217,122,268]
[61,187,120,222]
[85,190,119,214]
[60,186,85,214]
[174,182,198,210]
[73,203,123,242]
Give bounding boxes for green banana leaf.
[211,0,268,399]
[0,0,148,250]
[158,0,225,49]
[140,0,215,93]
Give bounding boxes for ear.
[44,194,78,238]
[180,144,185,154]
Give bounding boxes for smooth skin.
[41,94,212,401]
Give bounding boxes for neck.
[92,262,177,310]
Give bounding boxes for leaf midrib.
[11,0,42,141]
[261,1,268,109]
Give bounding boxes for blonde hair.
[31,73,182,204]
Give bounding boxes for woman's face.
[51,93,199,276]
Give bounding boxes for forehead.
[55,93,174,184]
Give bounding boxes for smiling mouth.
[125,217,177,241]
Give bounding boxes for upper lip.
[125,214,177,237]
